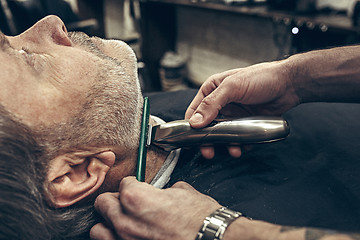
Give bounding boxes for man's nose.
[12,15,72,47]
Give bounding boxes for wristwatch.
[195,207,244,240]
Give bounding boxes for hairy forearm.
[223,218,360,240]
[286,45,360,103]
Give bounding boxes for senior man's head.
[0,15,148,237]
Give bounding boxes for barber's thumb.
[189,112,204,125]
[189,109,218,128]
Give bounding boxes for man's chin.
[91,37,141,91]
[68,32,138,81]
[91,38,137,67]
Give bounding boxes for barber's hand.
[185,61,299,159]
[90,176,222,240]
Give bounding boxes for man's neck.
[144,115,171,183]
[144,145,170,183]
[100,116,171,192]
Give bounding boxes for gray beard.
[36,32,143,158]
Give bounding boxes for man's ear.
[47,151,115,208]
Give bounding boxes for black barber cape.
[145,89,360,232]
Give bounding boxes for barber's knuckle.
[112,220,125,234]
[120,187,134,202]
[119,178,135,197]
[201,96,214,106]
[200,76,220,94]
[205,78,218,91]
[207,72,221,82]
[118,180,126,193]
[204,76,215,84]
[113,221,135,238]
[95,193,110,209]
[120,188,142,211]
[201,96,222,112]
[172,181,191,189]
[221,76,237,90]
[119,176,132,189]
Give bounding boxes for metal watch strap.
[195,207,243,240]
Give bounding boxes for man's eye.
[18,47,31,54]
[18,48,37,67]
[18,48,32,56]
[13,47,47,72]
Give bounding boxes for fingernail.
[190,113,203,124]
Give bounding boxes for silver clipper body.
[150,116,290,151]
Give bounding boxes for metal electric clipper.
[136,97,290,181]
[149,116,290,151]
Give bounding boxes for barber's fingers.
[228,146,242,158]
[185,70,240,128]
[188,86,230,128]
[90,223,117,240]
[94,192,120,215]
[94,189,150,240]
[170,180,196,190]
[200,146,215,159]
[118,176,162,216]
[94,192,123,229]
[92,192,126,240]
[199,145,242,159]
[185,71,225,120]
[99,177,222,240]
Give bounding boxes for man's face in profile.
[0,15,143,154]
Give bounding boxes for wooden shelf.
[145,0,360,34]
